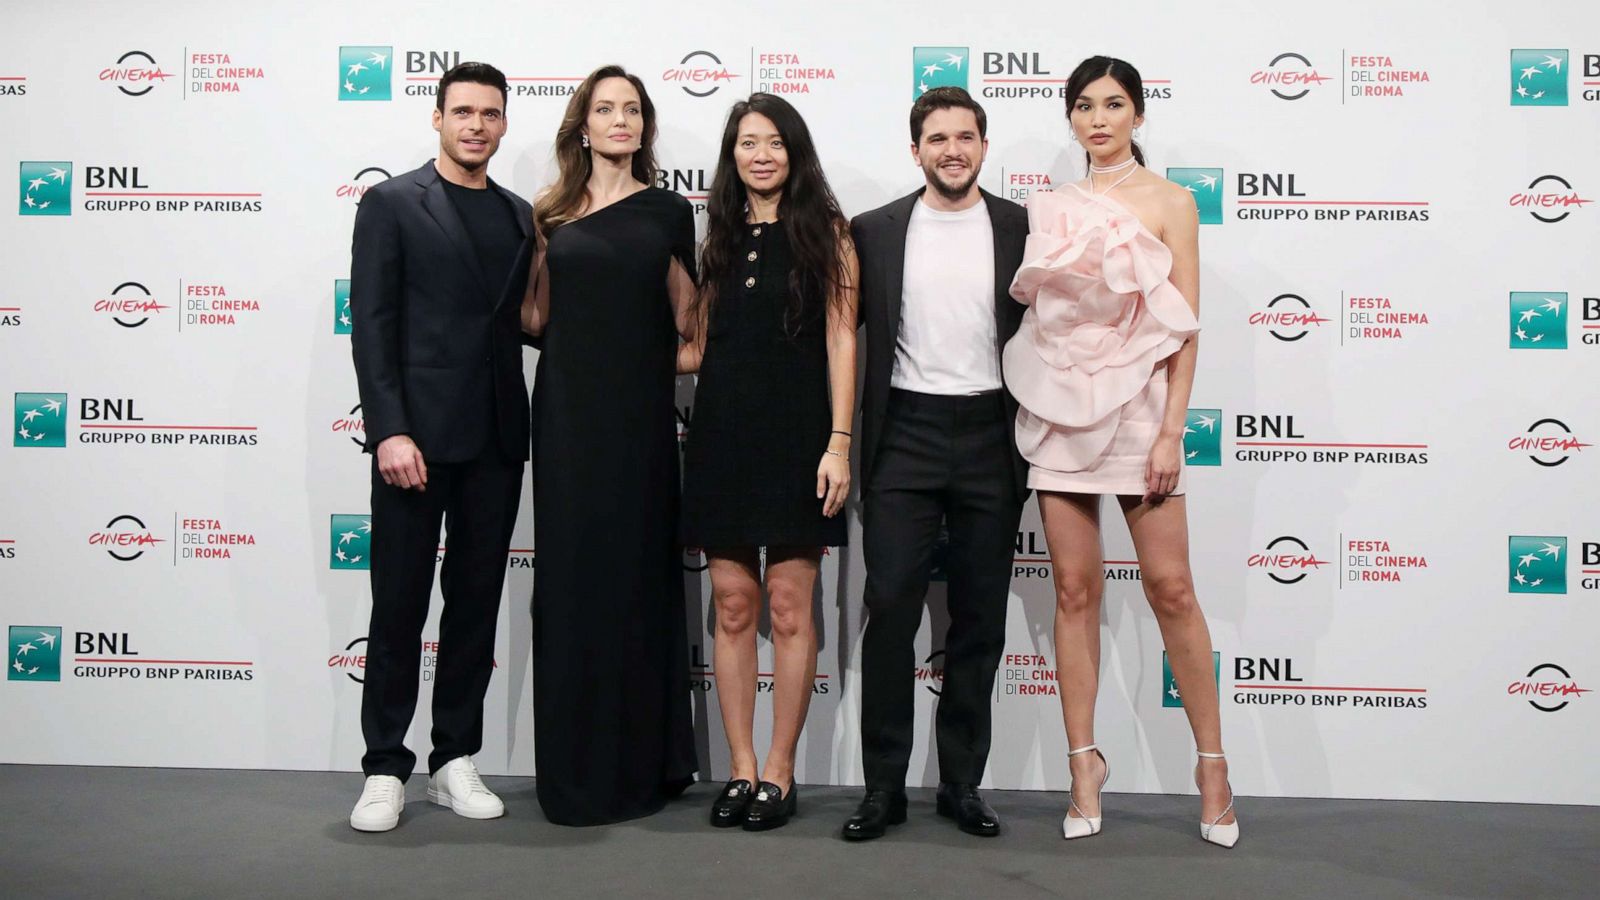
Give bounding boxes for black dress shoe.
[840,789,908,841]
[742,781,797,832]
[710,779,754,828]
[936,782,1001,837]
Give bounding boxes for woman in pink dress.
[1003,56,1239,848]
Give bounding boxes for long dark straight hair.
[694,93,848,335]
[533,65,658,238]
[1063,56,1147,170]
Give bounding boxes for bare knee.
[1054,577,1102,617]
[714,588,760,636]
[1145,574,1198,620]
[766,585,814,640]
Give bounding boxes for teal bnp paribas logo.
[912,47,967,99]
[1509,292,1567,349]
[1510,50,1567,106]
[19,161,71,216]
[1508,535,1566,594]
[1162,650,1221,708]
[1168,167,1223,224]
[330,514,372,570]
[14,392,67,447]
[339,46,391,101]
[1184,408,1222,466]
[9,626,62,682]
[334,279,352,334]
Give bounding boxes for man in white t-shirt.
[842,87,1031,842]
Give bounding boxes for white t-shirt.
[891,198,1002,395]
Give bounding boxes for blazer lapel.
[882,189,922,337]
[416,163,492,299]
[982,190,1021,348]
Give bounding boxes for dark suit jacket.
[351,160,534,463]
[850,187,1030,502]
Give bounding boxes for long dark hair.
[1063,56,1147,169]
[694,93,848,335]
[533,65,658,238]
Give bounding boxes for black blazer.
[350,161,534,463]
[850,187,1030,502]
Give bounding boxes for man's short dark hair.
[909,87,987,144]
[436,62,509,113]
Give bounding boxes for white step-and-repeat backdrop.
[3,1,1597,806]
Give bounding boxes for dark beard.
[924,161,979,202]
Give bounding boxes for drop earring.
[581,133,590,148]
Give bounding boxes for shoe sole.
[426,788,504,819]
[349,814,399,832]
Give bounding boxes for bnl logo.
[1509,293,1567,349]
[19,162,71,216]
[1162,650,1220,708]
[1184,408,1221,466]
[330,514,372,570]
[339,46,391,101]
[9,626,61,682]
[1510,50,1566,106]
[912,47,967,99]
[14,392,67,447]
[1508,536,1565,594]
[334,279,352,334]
[1168,168,1223,224]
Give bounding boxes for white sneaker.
[350,775,405,832]
[428,756,505,820]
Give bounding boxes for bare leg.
[1040,491,1109,818]
[1119,495,1234,825]
[759,547,821,789]
[709,548,763,785]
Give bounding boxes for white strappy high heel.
[1062,744,1109,839]
[1195,750,1240,848]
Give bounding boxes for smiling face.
[733,112,789,197]
[584,76,643,157]
[912,106,987,202]
[431,81,506,172]
[1068,75,1143,163]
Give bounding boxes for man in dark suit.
[842,87,1030,841]
[347,62,533,832]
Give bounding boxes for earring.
[581,133,590,148]
[1069,132,1079,144]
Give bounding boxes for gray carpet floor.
[1,765,1593,899]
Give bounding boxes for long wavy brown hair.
[533,65,659,238]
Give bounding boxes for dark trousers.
[361,451,523,779]
[860,389,1024,792]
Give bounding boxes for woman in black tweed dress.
[678,93,857,832]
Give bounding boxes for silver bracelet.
[824,449,848,460]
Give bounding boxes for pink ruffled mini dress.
[1003,183,1200,495]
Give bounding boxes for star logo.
[18,161,71,216]
[8,626,62,682]
[330,514,372,570]
[1510,50,1567,107]
[13,392,67,447]
[338,46,392,102]
[1167,168,1224,224]
[334,279,352,334]
[1508,535,1567,594]
[1183,408,1222,466]
[1509,292,1567,350]
[1163,650,1220,708]
[911,47,968,99]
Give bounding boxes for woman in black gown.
[678,94,858,831]
[521,65,698,826]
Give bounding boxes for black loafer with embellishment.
[711,779,755,828]
[742,781,797,832]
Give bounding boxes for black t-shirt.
[440,178,523,294]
